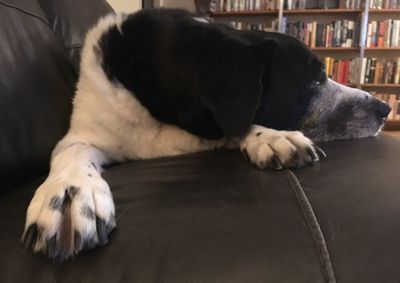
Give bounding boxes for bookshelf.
[282,8,362,14]
[208,0,400,130]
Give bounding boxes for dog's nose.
[375,99,391,118]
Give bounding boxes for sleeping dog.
[21,8,391,260]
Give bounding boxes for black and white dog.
[22,8,391,260]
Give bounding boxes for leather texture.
[0,0,112,190]
[1,136,400,282]
[294,135,400,282]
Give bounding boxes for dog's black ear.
[200,39,276,137]
[254,40,325,131]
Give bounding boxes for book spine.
[360,58,367,84]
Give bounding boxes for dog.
[21,8,391,261]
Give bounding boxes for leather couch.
[1,1,399,282]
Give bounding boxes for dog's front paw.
[240,125,326,170]
[21,167,115,261]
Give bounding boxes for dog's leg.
[239,125,326,169]
[21,135,115,261]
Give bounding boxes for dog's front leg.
[21,138,115,261]
[239,125,326,169]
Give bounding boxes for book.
[324,57,400,85]
[230,19,279,31]
[366,20,400,47]
[215,0,279,11]
[285,19,359,47]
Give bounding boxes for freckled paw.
[22,176,116,261]
[240,126,326,169]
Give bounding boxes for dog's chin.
[300,120,386,142]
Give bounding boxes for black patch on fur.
[67,186,80,198]
[49,196,64,211]
[256,132,262,136]
[81,206,95,220]
[49,187,79,213]
[99,8,276,138]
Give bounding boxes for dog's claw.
[74,231,83,252]
[96,217,109,245]
[272,155,283,170]
[313,145,327,159]
[306,147,319,162]
[22,224,39,250]
[242,148,250,163]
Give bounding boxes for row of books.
[285,19,359,47]
[375,93,400,120]
[212,0,361,11]
[214,0,279,11]
[283,0,400,10]
[324,57,359,83]
[211,0,400,11]
[366,20,400,48]
[359,57,400,84]
[324,57,400,84]
[230,20,279,31]
[284,0,360,9]
[339,0,363,9]
[369,0,400,9]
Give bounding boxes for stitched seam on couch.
[286,170,337,283]
[0,1,50,27]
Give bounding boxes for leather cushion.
[38,0,112,70]
[0,150,325,283]
[1,136,399,282]
[293,135,400,282]
[0,0,111,191]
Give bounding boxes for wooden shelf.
[361,84,400,88]
[365,47,400,51]
[311,47,359,51]
[369,9,400,13]
[384,120,400,131]
[310,47,400,51]
[211,10,278,17]
[283,9,362,14]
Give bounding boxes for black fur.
[81,205,95,220]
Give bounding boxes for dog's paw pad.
[240,126,326,169]
[22,174,116,261]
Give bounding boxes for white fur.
[240,125,317,169]
[23,13,317,257]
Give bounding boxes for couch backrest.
[0,0,112,191]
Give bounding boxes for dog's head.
[296,78,390,141]
[203,28,390,141]
[251,32,390,141]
